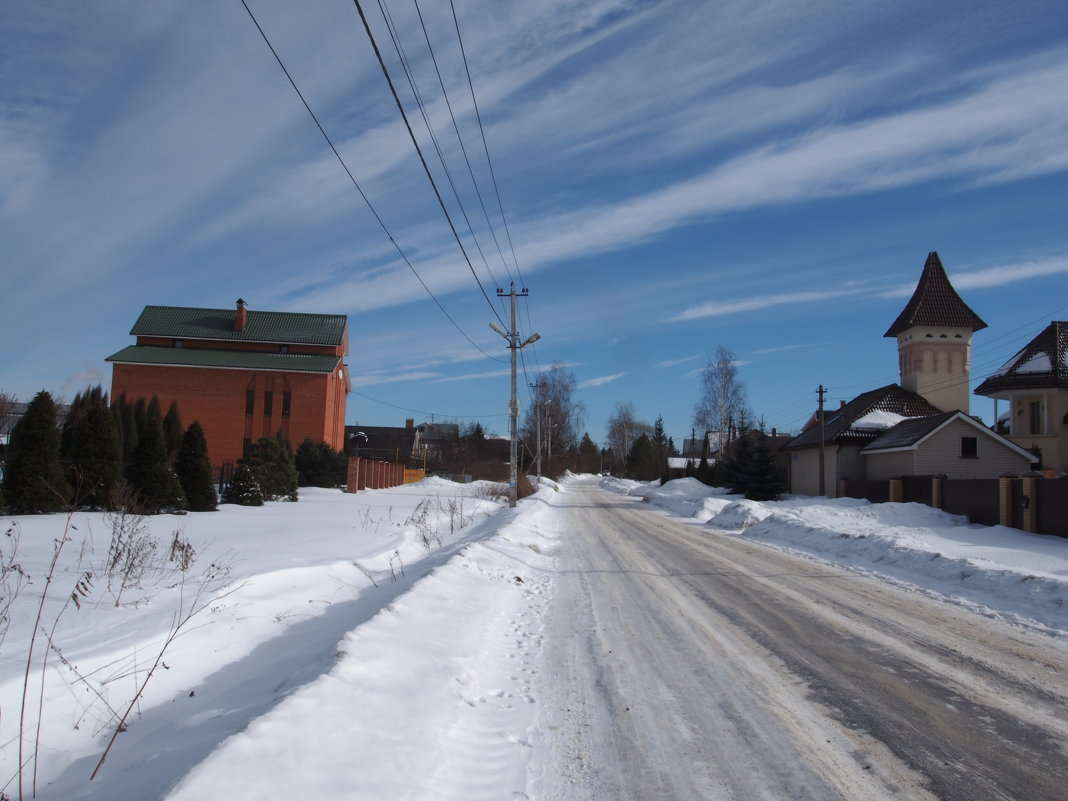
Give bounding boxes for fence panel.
[942,478,999,527]
[841,479,889,504]
[1036,477,1068,538]
[901,475,935,506]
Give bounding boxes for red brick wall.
[111,363,347,467]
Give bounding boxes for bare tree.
[605,402,652,472]
[522,363,584,460]
[693,346,750,439]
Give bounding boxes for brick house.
[107,300,349,467]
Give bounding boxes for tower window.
[264,390,274,416]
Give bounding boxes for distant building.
[107,300,349,467]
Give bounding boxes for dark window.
[280,344,289,353]
[242,438,252,459]
[174,339,183,348]
[960,436,978,458]
[264,390,274,416]
[282,391,292,418]
[246,389,255,416]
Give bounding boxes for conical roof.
[975,321,1068,395]
[884,252,987,337]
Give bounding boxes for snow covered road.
[532,479,1068,800]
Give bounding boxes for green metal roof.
[130,305,347,346]
[106,345,342,374]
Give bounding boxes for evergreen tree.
[717,430,785,501]
[626,434,661,481]
[295,439,347,487]
[128,399,186,513]
[247,435,299,501]
[2,391,72,513]
[695,456,715,486]
[223,461,264,506]
[61,386,122,509]
[175,422,218,511]
[577,433,600,474]
[162,401,183,464]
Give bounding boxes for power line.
[351,0,507,328]
[353,389,508,419]
[239,0,503,364]
[448,0,525,288]
[411,0,515,287]
[375,0,502,293]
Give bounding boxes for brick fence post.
[931,477,943,510]
[998,477,1013,528]
[345,457,359,493]
[888,479,903,503]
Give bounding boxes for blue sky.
[3,0,1068,448]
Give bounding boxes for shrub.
[223,461,264,506]
[295,439,347,487]
[246,435,299,501]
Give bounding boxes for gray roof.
[860,411,957,451]
[783,384,943,451]
[106,345,341,374]
[130,305,347,347]
[884,252,987,337]
[975,321,1068,396]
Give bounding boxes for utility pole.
[817,384,826,497]
[490,284,539,507]
[530,381,543,480]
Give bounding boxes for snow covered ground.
[1,474,1065,800]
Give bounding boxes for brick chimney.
[234,298,248,331]
[405,418,414,429]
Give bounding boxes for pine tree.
[223,460,264,506]
[718,430,785,501]
[577,433,600,474]
[128,399,186,513]
[175,422,218,511]
[626,434,661,481]
[61,386,122,509]
[2,391,72,513]
[295,439,347,487]
[162,401,183,464]
[247,435,299,501]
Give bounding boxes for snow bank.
[0,480,517,799]
[621,478,1068,634]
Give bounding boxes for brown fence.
[344,457,406,493]
[1036,477,1068,537]
[840,475,1064,538]
[941,479,1000,527]
[841,479,890,504]
[901,475,935,506]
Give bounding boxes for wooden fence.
[344,457,424,493]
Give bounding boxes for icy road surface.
[532,479,1068,801]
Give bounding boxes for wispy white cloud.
[880,256,1068,297]
[656,355,700,368]
[579,372,626,389]
[432,368,513,383]
[670,288,868,322]
[352,371,442,388]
